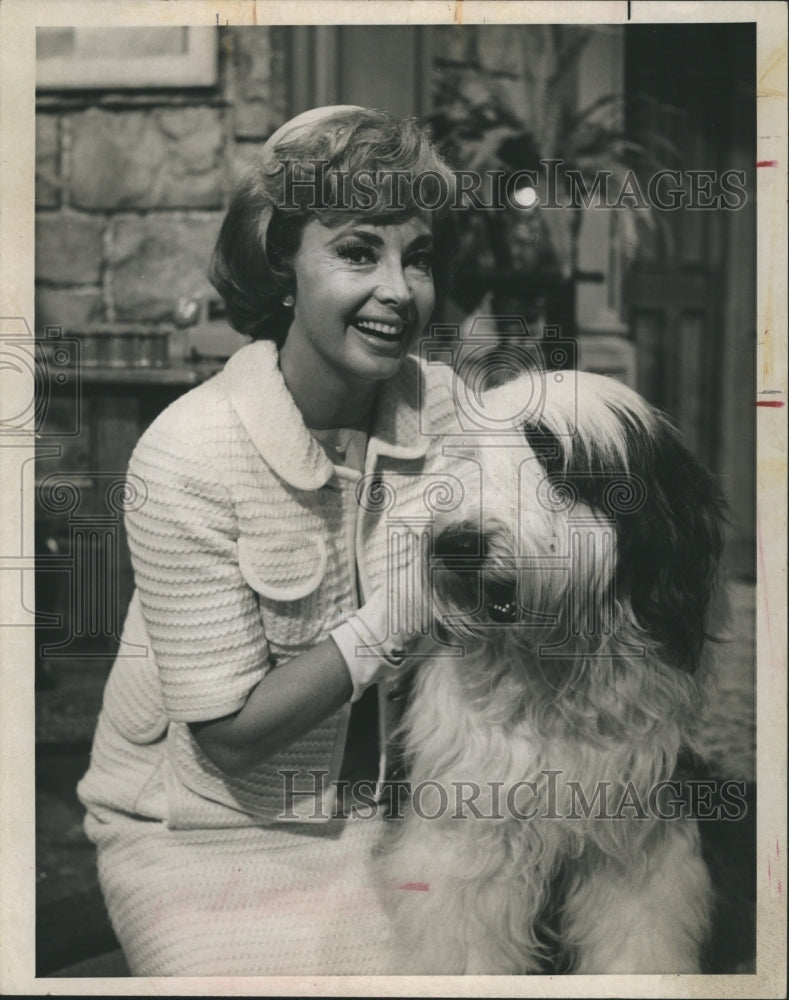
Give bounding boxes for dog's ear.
[615,409,726,672]
[523,374,726,672]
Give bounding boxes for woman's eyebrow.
[327,227,434,250]
[406,233,434,251]
[328,228,383,247]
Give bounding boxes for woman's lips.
[352,318,406,343]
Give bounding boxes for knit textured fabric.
[86,807,397,976]
[77,339,464,974]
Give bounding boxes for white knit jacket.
[79,339,464,828]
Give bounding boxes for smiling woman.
[76,106,464,976]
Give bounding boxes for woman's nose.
[374,260,413,308]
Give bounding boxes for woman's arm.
[128,432,356,776]
[189,582,416,775]
[189,637,352,776]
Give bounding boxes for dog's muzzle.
[432,524,519,624]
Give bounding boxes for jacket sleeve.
[125,426,270,724]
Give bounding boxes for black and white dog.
[379,370,726,974]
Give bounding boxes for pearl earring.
[282,294,294,307]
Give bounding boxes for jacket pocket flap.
[238,532,327,601]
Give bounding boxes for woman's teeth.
[354,319,403,340]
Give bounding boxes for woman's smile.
[352,317,405,340]
[350,314,409,352]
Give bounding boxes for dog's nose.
[433,525,487,560]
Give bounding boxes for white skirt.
[84,807,397,977]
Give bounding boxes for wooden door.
[624,24,756,575]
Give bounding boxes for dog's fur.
[378,370,726,974]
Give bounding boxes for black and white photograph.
[0,1,786,994]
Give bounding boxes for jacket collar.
[223,340,431,491]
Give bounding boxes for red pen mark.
[778,840,781,856]
[755,400,785,407]
[756,159,778,167]
[397,881,430,892]
[779,881,784,897]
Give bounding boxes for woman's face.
[283,214,436,387]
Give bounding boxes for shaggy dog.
[378,369,726,975]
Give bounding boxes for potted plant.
[428,25,676,345]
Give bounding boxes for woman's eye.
[338,243,375,265]
[408,251,434,272]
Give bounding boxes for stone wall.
[34,27,289,343]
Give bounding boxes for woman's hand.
[331,528,429,701]
[189,529,429,775]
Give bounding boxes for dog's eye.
[433,526,487,560]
